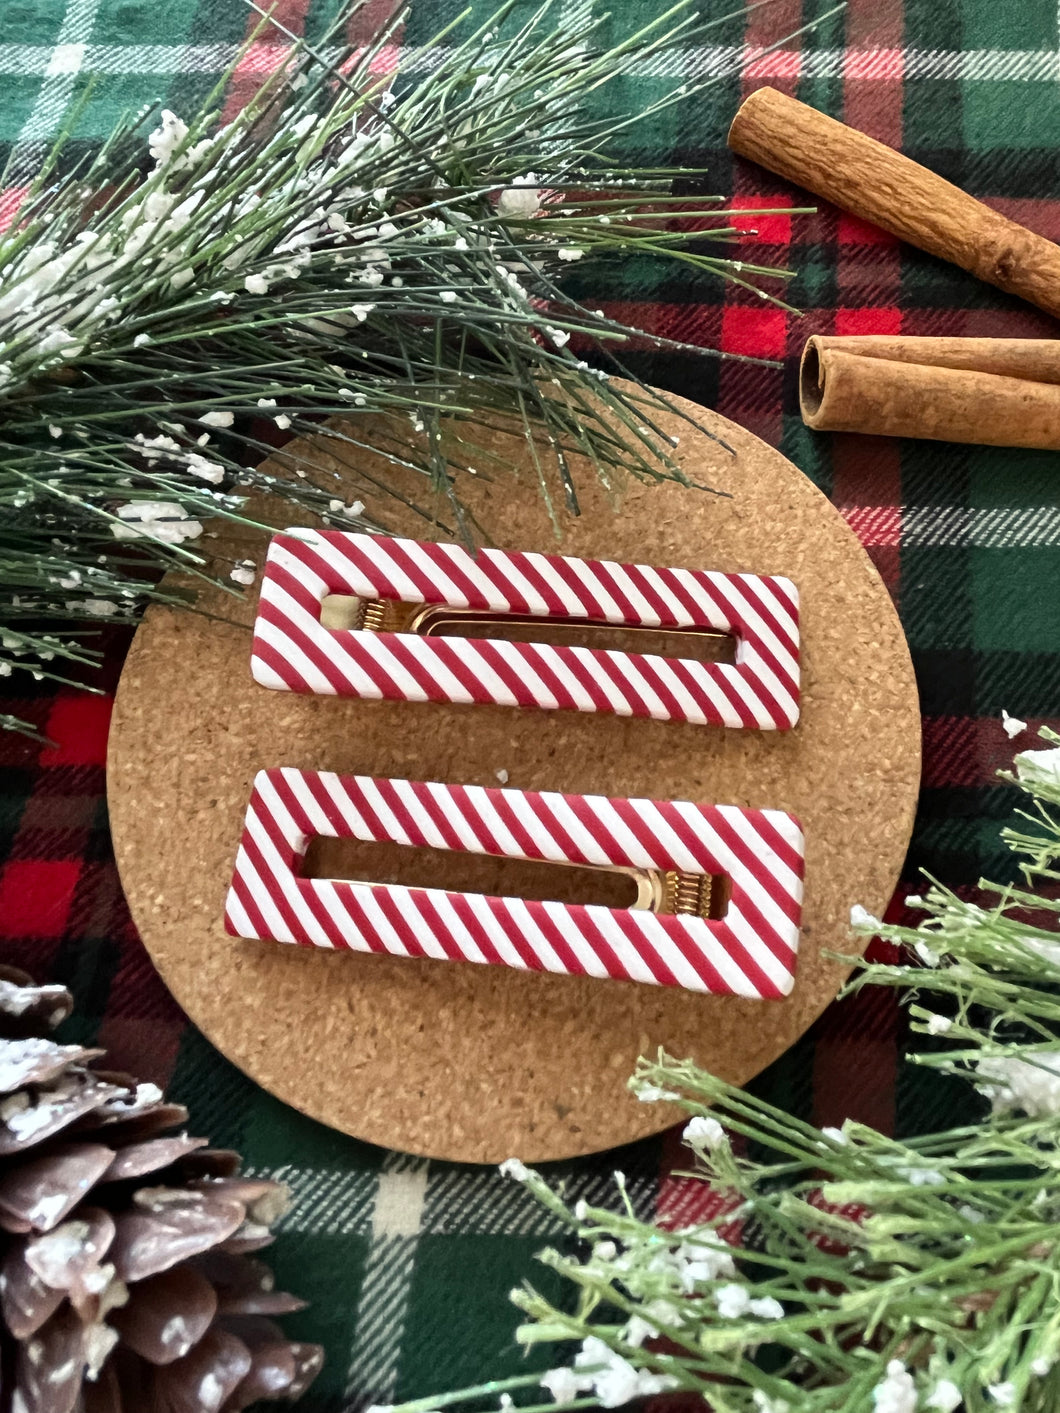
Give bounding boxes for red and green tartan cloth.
[2,0,1059,1406]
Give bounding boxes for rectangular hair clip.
[251,531,800,729]
[225,770,805,998]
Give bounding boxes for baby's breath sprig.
[0,0,825,733]
[846,727,1060,1120]
[386,733,1060,1413]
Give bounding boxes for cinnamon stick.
[804,336,1060,385]
[800,336,1060,448]
[728,88,1060,321]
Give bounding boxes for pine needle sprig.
[0,0,817,731]
[384,732,1060,1413]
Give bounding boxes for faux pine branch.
[384,734,1060,1413]
[0,0,810,734]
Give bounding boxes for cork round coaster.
[107,389,920,1164]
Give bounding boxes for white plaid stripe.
[421,1162,659,1235]
[345,1153,430,1408]
[345,1234,421,1409]
[903,506,1060,548]
[635,46,1060,81]
[7,0,99,185]
[847,505,1060,549]
[565,0,593,29]
[254,1157,659,1238]
[247,1163,382,1234]
[1,44,1059,85]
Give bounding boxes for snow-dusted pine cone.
[0,966,322,1411]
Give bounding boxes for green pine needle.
[0,0,812,723]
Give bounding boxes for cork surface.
[107,390,920,1163]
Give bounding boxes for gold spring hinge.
[357,598,392,632]
[660,870,713,919]
[320,596,395,632]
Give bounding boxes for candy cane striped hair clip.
[225,770,804,998]
[250,531,800,729]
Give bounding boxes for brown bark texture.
[728,87,1060,321]
[800,335,1060,447]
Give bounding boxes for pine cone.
[0,966,322,1411]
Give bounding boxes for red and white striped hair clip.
[225,769,804,998]
[250,531,800,729]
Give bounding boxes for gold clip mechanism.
[319,596,730,653]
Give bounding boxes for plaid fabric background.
[2,0,1058,1406]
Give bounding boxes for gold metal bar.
[319,596,730,649]
[406,603,730,647]
[329,860,710,917]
